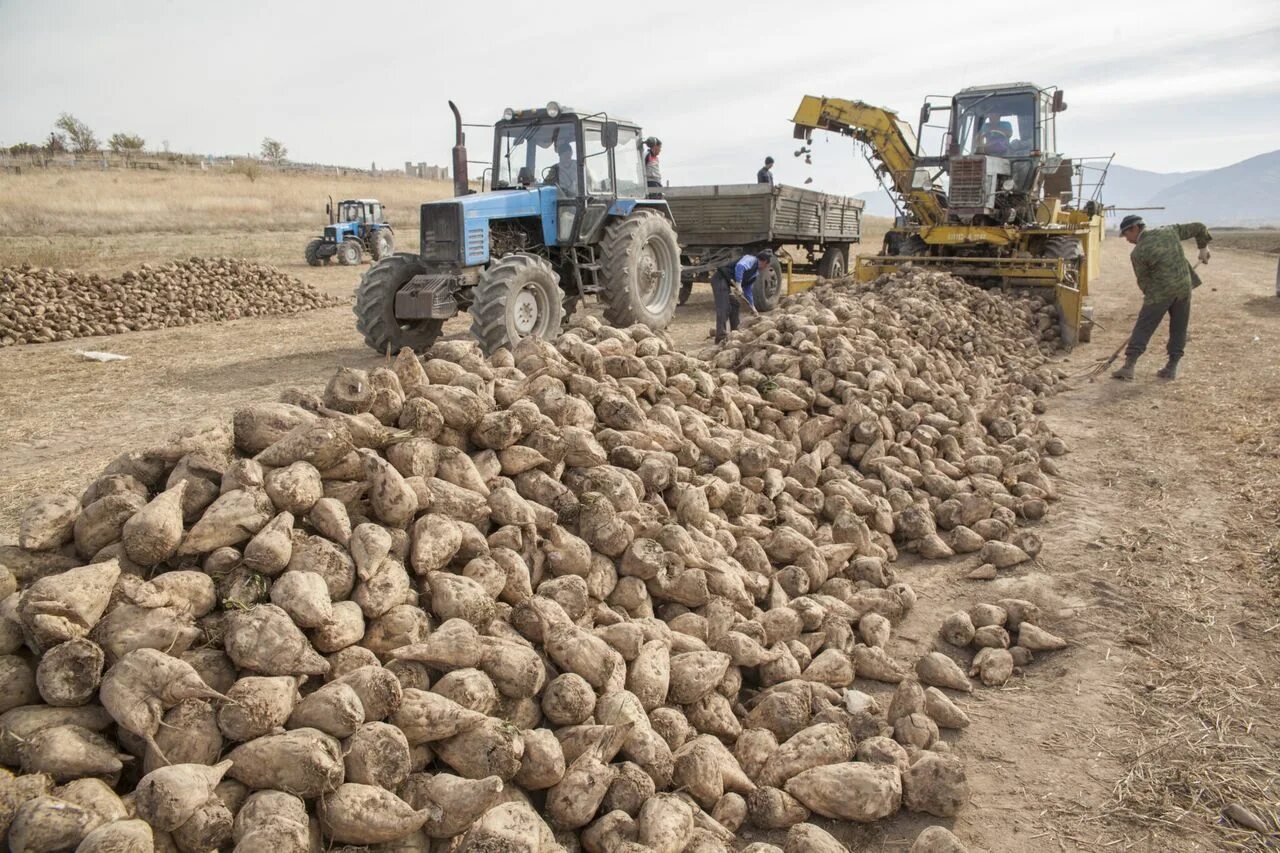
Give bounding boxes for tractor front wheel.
[339,238,363,266]
[470,253,564,356]
[600,210,680,330]
[371,229,394,262]
[353,253,444,354]
[304,239,328,267]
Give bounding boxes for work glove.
[1198,247,1210,265]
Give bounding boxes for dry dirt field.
[1,170,1277,851]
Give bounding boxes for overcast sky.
[2,0,1277,197]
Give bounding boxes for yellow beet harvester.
[793,82,1109,345]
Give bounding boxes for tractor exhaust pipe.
[449,100,469,197]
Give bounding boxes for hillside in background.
[852,149,1280,228]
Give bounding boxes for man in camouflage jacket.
[1113,214,1212,381]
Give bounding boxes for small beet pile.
[0,271,1069,852]
[0,258,338,347]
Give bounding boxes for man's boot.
[1156,359,1179,380]
[1112,357,1138,380]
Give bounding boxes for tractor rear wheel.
[470,253,564,356]
[353,253,444,354]
[371,229,394,262]
[753,254,784,312]
[304,239,328,267]
[818,244,848,279]
[600,210,680,330]
[339,238,363,266]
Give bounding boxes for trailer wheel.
[818,245,848,279]
[754,255,784,312]
[600,210,680,329]
[471,253,564,356]
[370,229,394,262]
[304,239,328,267]
[677,280,693,306]
[338,238,363,266]
[353,253,444,354]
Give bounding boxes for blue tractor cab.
[354,101,680,354]
[306,198,395,266]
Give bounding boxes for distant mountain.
[853,150,1280,228]
[1142,150,1280,227]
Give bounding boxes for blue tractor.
[353,101,681,355]
[306,198,395,266]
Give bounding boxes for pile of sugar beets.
[0,258,338,347]
[0,270,1071,853]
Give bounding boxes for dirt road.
[1,234,1276,850]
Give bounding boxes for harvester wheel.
[304,239,328,267]
[1042,236,1086,346]
[818,244,849,279]
[339,238,363,266]
[371,229,394,262]
[353,253,444,354]
[753,254,784,312]
[471,253,564,356]
[600,210,680,329]
[896,235,929,257]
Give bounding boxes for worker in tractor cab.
[644,138,663,188]
[554,139,578,196]
[976,114,1011,155]
[1112,214,1212,381]
[709,251,771,343]
[757,156,775,185]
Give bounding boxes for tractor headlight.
[503,107,515,121]
[546,101,561,118]
[1002,178,1015,191]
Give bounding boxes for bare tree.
[260,138,288,166]
[55,113,99,154]
[45,132,68,155]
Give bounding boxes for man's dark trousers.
[710,271,740,342]
[1125,295,1190,361]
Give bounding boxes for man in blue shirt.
[710,251,771,342]
[757,156,775,185]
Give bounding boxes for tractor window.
[370,203,382,223]
[340,203,363,222]
[582,126,613,195]
[494,121,576,191]
[954,93,1037,157]
[614,126,645,197]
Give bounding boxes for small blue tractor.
[353,101,680,354]
[306,198,395,266]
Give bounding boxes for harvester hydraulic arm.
[792,95,944,227]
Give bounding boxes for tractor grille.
[421,202,462,262]
[949,158,987,208]
[323,226,338,243]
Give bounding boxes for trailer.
[662,183,864,311]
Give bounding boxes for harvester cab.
[305,198,395,267]
[353,101,681,356]
[793,83,1109,346]
[926,83,1071,224]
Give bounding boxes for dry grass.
[1083,376,1280,849]
[0,168,453,237]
